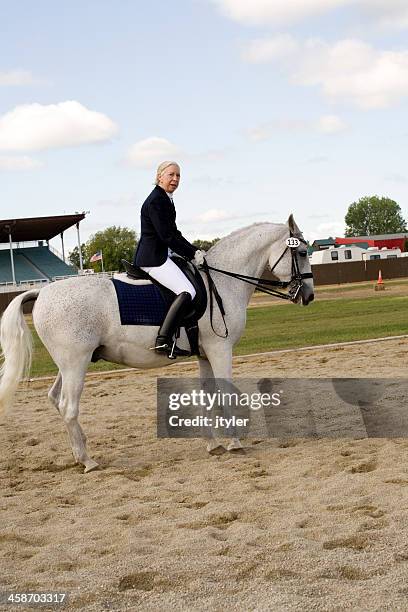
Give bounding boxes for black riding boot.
[154,292,192,358]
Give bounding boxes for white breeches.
[140,257,196,299]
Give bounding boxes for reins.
[199,235,313,338]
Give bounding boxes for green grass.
[235,295,408,354]
[27,294,408,377]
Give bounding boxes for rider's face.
[158,165,180,193]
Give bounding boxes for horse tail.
[0,290,40,413]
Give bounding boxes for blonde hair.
[155,161,180,185]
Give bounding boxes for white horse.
[0,216,314,472]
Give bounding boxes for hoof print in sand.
[319,564,381,581]
[118,572,156,592]
[265,567,298,580]
[347,459,377,473]
[394,548,408,562]
[322,534,369,551]
[180,511,239,530]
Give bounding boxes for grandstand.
[0,213,85,294]
[0,246,77,284]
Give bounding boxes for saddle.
[111,256,207,356]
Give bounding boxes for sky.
[1,0,408,255]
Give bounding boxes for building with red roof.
[335,233,408,252]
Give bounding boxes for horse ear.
[287,214,299,233]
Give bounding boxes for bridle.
[266,234,314,301]
[199,232,314,338]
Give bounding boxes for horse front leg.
[198,356,226,455]
[200,343,244,454]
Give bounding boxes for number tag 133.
[285,237,300,248]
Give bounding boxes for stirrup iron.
[168,337,178,360]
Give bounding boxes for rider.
[134,161,206,357]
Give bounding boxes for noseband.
[199,232,314,338]
[268,234,314,302]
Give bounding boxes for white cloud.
[213,0,353,26]
[247,126,271,142]
[244,36,408,109]
[96,193,139,208]
[247,119,308,141]
[242,35,299,63]
[385,172,408,184]
[316,115,347,133]
[126,137,181,168]
[309,221,345,242]
[0,155,43,170]
[358,0,408,29]
[0,70,39,86]
[197,209,235,223]
[189,231,221,241]
[193,148,227,162]
[306,155,329,164]
[0,101,118,152]
[213,0,408,29]
[295,39,408,108]
[247,115,346,141]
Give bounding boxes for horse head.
[267,214,314,306]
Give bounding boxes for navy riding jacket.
[134,185,198,267]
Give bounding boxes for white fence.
[0,279,49,293]
[0,271,119,293]
[53,271,118,281]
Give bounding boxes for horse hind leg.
[50,372,86,447]
[58,359,98,473]
[49,372,87,446]
[48,372,62,411]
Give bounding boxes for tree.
[68,244,87,269]
[68,226,137,272]
[193,238,220,251]
[86,226,137,272]
[345,196,407,237]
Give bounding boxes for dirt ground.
[2,338,408,611]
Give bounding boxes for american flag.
[90,251,102,263]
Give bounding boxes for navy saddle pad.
[111,279,169,326]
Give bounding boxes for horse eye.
[298,250,307,258]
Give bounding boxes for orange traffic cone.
[375,269,385,291]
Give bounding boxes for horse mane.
[208,221,286,254]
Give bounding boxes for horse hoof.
[84,460,99,473]
[208,444,227,456]
[227,447,246,455]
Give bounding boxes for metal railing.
[0,278,49,293]
[0,281,15,292]
[48,243,65,261]
[0,241,67,262]
[53,271,118,281]
[0,240,41,250]
[0,271,120,292]
[20,278,49,287]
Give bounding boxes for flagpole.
[101,250,104,273]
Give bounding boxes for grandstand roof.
[0,214,85,244]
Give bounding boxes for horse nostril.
[302,293,314,306]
